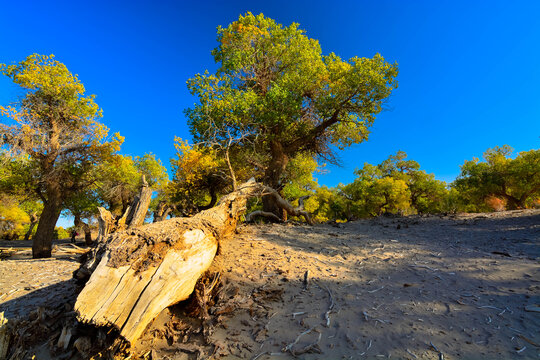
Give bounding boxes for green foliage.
[134,153,169,190]
[166,139,230,214]
[93,153,168,216]
[301,152,450,221]
[0,54,123,160]
[342,168,411,217]
[53,227,70,240]
[0,195,30,239]
[63,188,100,221]
[186,13,398,190]
[281,153,320,200]
[1,54,123,255]
[0,154,38,200]
[0,155,43,239]
[453,146,540,210]
[407,170,448,214]
[304,186,350,223]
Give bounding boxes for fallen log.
[74,180,267,345]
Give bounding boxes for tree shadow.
[0,278,78,320]
[233,212,540,359]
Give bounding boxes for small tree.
[0,194,30,239]
[0,54,122,258]
[186,13,398,216]
[377,151,448,214]
[0,154,43,239]
[454,146,540,210]
[63,189,100,245]
[96,153,168,217]
[167,139,231,215]
[342,163,411,217]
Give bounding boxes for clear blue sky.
[1,0,539,189]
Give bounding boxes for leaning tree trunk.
[32,193,62,259]
[153,201,173,223]
[74,180,265,345]
[23,212,39,241]
[74,214,93,245]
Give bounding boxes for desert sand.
[1,210,539,359]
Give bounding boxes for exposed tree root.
[247,187,313,224]
[245,210,282,223]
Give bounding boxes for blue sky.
[1,0,539,190]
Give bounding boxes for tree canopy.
[186,12,398,205]
[0,54,122,257]
[454,146,540,210]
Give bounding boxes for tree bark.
[264,141,289,190]
[32,191,62,259]
[125,176,152,228]
[245,210,282,223]
[97,207,115,243]
[74,214,93,246]
[259,186,312,225]
[263,141,290,219]
[225,146,237,191]
[74,180,264,345]
[82,223,92,245]
[95,174,154,244]
[23,212,39,241]
[152,201,172,223]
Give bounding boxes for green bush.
[53,226,70,240]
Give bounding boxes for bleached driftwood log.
[74,180,266,345]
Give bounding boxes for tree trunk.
[263,141,289,219]
[97,207,115,243]
[153,201,172,223]
[125,176,152,228]
[225,146,237,191]
[264,141,289,189]
[32,196,62,259]
[83,224,92,245]
[95,178,153,244]
[74,214,93,246]
[74,180,263,345]
[23,212,39,241]
[499,193,522,210]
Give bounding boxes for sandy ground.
[1,210,539,359]
[0,239,83,319]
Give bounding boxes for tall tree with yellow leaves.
[0,54,123,258]
[186,13,398,217]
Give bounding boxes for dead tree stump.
[74,180,264,345]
